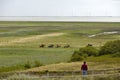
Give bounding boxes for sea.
[0,16,120,22]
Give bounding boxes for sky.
[0,0,120,16]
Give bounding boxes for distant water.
[0,16,120,22]
[88,31,119,37]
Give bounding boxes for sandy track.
[0,33,65,46]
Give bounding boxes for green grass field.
[0,22,120,73]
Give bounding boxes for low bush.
[79,46,99,57]
[112,52,120,57]
[24,61,31,69]
[71,52,84,61]
[34,60,43,67]
[99,40,120,55]
[70,46,98,62]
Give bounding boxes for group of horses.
[39,44,92,48]
[39,44,70,48]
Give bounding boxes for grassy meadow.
[0,22,120,74]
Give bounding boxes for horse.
[87,44,93,47]
[39,44,45,48]
[48,44,54,48]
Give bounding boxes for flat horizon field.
[0,22,120,73]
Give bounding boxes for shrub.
[34,60,43,67]
[71,52,84,62]
[99,40,120,55]
[112,52,120,57]
[79,46,99,57]
[70,46,98,62]
[24,61,31,69]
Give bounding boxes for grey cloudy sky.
[0,0,120,16]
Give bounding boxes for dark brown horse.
[87,44,93,47]
[39,44,45,48]
[48,44,54,48]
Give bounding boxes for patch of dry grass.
[26,61,120,72]
[0,33,65,46]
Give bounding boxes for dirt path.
[0,33,65,46]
